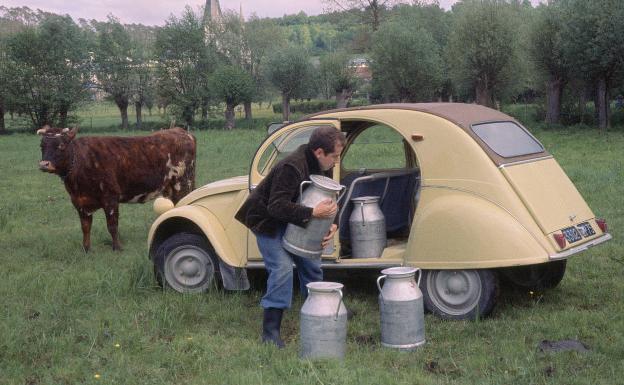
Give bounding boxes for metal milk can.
[377,267,425,350]
[300,282,348,359]
[350,196,386,258]
[283,175,344,258]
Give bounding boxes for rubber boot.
[262,307,285,348]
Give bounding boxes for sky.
[2,0,462,25]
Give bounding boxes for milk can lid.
[306,281,344,292]
[351,195,380,203]
[309,174,343,192]
[381,266,418,277]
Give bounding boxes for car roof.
[305,103,550,166]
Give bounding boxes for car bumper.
[549,233,612,260]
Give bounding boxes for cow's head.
[37,125,78,174]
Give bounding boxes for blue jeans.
[255,225,323,309]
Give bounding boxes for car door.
[246,119,342,261]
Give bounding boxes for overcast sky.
[2,0,465,25]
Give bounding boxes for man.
[235,125,346,348]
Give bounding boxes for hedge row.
[272,99,369,114]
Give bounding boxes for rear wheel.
[500,260,566,291]
[153,233,220,293]
[421,269,499,320]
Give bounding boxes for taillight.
[596,218,608,233]
[553,233,566,249]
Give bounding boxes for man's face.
[314,142,344,171]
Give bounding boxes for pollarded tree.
[92,17,135,130]
[322,0,406,32]
[529,3,570,124]
[319,52,358,107]
[210,65,255,129]
[371,20,443,102]
[155,6,218,128]
[6,14,90,129]
[562,0,624,129]
[447,0,520,108]
[266,46,313,121]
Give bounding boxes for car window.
[257,125,322,175]
[472,121,544,158]
[342,124,406,170]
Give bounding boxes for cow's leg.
[103,202,122,251]
[78,210,93,252]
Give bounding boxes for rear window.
[471,121,544,158]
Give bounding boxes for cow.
[38,126,196,251]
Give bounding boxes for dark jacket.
[235,144,328,236]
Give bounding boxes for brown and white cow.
[38,126,196,251]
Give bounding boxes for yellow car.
[148,103,611,320]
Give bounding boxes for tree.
[371,20,443,102]
[6,14,90,129]
[529,3,570,124]
[322,0,405,32]
[266,46,313,121]
[210,65,255,129]
[155,7,217,128]
[447,0,520,108]
[319,52,358,107]
[92,17,135,129]
[562,0,624,129]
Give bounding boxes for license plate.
[576,222,595,237]
[562,226,582,243]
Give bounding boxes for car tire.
[153,233,220,293]
[420,269,499,320]
[500,260,566,291]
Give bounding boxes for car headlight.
[154,197,174,215]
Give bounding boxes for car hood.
[177,175,249,206]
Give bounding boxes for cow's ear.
[36,125,51,135]
[66,127,79,141]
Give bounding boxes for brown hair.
[308,125,345,154]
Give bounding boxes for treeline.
[1,0,624,133]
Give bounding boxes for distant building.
[349,57,372,82]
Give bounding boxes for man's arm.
[266,165,313,227]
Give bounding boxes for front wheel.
[421,269,499,320]
[153,233,220,293]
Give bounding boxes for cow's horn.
[36,128,47,135]
[62,127,70,133]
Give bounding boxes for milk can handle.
[337,185,347,203]
[331,288,344,320]
[360,201,366,224]
[415,268,422,286]
[376,275,387,301]
[299,180,312,199]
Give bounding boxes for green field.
[0,120,623,384]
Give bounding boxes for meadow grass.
[0,121,623,384]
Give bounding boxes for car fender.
[406,191,550,269]
[148,205,243,268]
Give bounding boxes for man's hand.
[312,199,337,218]
[321,224,338,248]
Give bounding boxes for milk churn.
[377,267,425,350]
[349,196,386,258]
[300,282,348,359]
[283,175,344,258]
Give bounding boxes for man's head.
[37,125,78,173]
[308,125,346,171]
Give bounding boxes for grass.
[0,113,623,384]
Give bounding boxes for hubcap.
[164,245,214,293]
[427,270,482,316]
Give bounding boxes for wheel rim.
[164,245,214,293]
[426,270,482,316]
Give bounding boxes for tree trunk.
[282,93,290,122]
[201,104,208,120]
[0,98,5,134]
[595,77,608,129]
[545,76,564,125]
[244,101,252,120]
[371,1,380,31]
[336,89,352,108]
[59,107,69,128]
[225,103,236,130]
[135,101,143,129]
[114,95,129,130]
[475,82,494,108]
